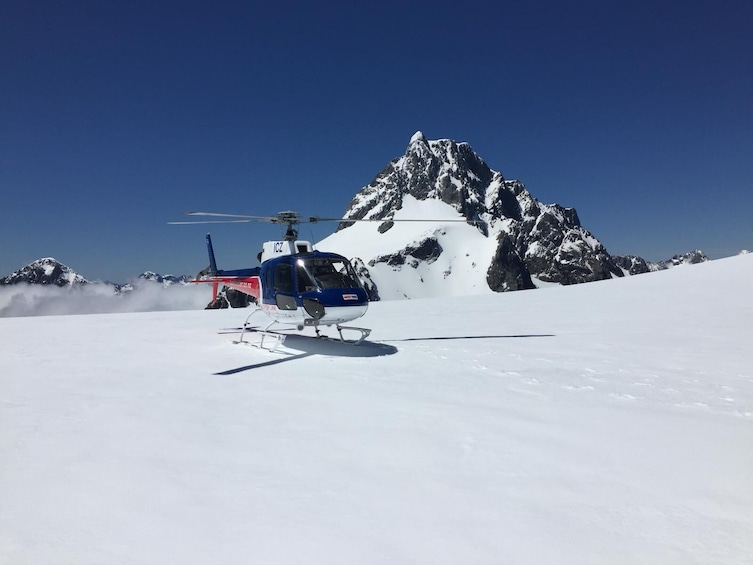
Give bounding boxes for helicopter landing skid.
[235,329,286,352]
[315,325,372,345]
[233,310,287,352]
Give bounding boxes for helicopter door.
[273,263,297,310]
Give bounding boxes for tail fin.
[206,233,219,302]
[206,233,218,275]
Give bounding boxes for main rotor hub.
[274,211,302,240]
[274,211,302,225]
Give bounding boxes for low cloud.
[0,281,212,317]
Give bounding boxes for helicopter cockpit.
[295,256,362,292]
[261,251,368,316]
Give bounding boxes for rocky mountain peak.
[329,133,624,295]
[0,258,89,287]
[657,250,708,268]
[409,130,427,145]
[338,133,499,230]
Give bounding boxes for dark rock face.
[406,237,443,263]
[487,233,535,291]
[613,255,653,275]
[369,237,443,270]
[512,203,622,285]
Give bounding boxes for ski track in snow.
[1,255,752,564]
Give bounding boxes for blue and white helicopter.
[170,210,475,350]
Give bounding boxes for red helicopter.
[170,210,476,350]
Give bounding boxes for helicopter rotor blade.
[167,219,255,225]
[170,210,483,226]
[182,211,280,221]
[168,211,289,226]
[307,216,481,224]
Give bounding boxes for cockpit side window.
[273,263,294,293]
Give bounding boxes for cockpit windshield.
[296,257,362,292]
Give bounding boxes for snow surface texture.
[1,255,752,564]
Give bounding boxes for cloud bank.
[0,281,212,317]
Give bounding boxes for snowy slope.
[1,255,752,564]
[319,195,498,298]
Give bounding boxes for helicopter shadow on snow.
[381,334,556,342]
[214,330,398,375]
[214,331,555,375]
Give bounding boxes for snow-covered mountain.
[611,250,709,275]
[655,249,709,269]
[137,271,193,287]
[0,260,192,292]
[0,257,89,287]
[318,132,706,300]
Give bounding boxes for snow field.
[1,255,752,564]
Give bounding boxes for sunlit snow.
[318,196,499,299]
[1,255,751,563]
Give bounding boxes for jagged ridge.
[337,132,622,290]
[332,132,708,297]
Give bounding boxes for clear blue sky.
[2,0,751,282]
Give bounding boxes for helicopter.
[170,210,478,350]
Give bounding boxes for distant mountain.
[654,250,709,269]
[0,260,209,317]
[138,271,193,286]
[320,132,707,300]
[0,258,89,287]
[0,260,193,293]
[611,250,709,276]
